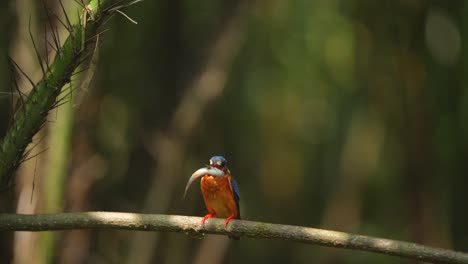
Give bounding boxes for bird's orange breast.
[201,175,238,218]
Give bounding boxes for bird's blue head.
[209,156,227,170]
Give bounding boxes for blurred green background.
[1,0,467,263]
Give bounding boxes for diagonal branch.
[0,0,140,189]
[0,212,466,264]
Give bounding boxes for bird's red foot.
[224,213,236,227]
[201,213,215,225]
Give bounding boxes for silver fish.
[183,166,225,198]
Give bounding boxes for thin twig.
[0,212,466,264]
[28,16,46,78]
[115,10,138,24]
[29,157,38,203]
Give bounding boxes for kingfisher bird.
[184,156,241,240]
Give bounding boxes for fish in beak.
[183,166,225,198]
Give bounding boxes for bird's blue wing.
[230,177,241,219]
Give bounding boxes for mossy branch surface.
[0,0,115,187]
[0,212,466,264]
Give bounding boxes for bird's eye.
[217,160,223,166]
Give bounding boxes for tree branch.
[0,212,466,263]
[0,0,140,189]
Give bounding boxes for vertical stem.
[40,92,73,264]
